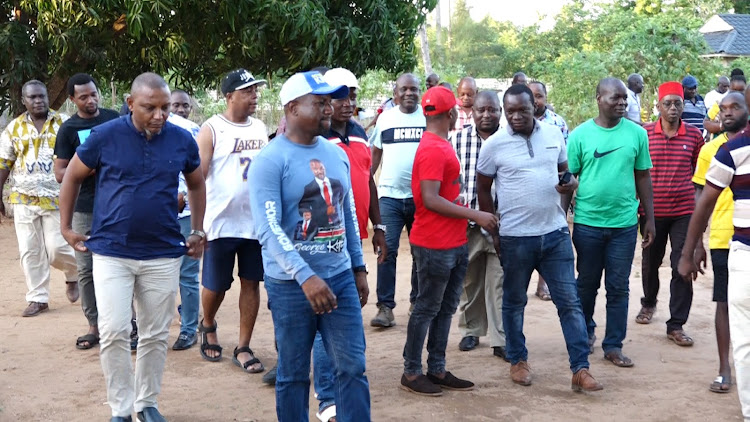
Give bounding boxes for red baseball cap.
[422,86,456,116]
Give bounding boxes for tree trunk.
[436,0,441,45]
[47,71,71,112]
[419,25,433,75]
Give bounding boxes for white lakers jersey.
[203,114,268,240]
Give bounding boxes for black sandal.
[232,346,264,373]
[199,319,223,362]
[75,333,99,350]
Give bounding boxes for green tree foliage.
[0,0,437,115]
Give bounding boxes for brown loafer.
[510,361,532,386]
[66,281,80,303]
[635,306,655,324]
[22,301,49,317]
[572,368,603,392]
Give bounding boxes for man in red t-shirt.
[400,86,498,396]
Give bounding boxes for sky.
[436,0,571,29]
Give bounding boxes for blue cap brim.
[312,84,349,99]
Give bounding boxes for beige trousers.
[13,204,77,303]
[92,254,180,417]
[457,225,505,347]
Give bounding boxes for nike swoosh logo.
[593,146,623,158]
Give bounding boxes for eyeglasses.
[662,100,684,109]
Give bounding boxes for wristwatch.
[353,265,368,274]
[190,229,206,239]
[373,224,387,233]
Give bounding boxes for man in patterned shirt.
[0,80,77,317]
[455,77,477,131]
[452,90,507,359]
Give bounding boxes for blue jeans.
[313,332,335,413]
[377,197,417,309]
[265,270,370,422]
[178,217,200,336]
[499,227,590,373]
[403,244,468,375]
[572,223,637,354]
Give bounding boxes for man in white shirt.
[704,76,730,111]
[626,73,644,125]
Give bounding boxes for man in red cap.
[635,81,704,348]
[400,86,499,396]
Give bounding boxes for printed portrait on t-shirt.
[296,159,345,245]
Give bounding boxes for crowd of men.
[3,65,750,422]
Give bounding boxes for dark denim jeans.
[265,270,370,422]
[572,223,637,354]
[178,217,200,336]
[403,244,468,376]
[499,227,590,373]
[376,197,417,309]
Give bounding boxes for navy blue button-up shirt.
[76,116,200,260]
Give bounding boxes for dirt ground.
[0,221,743,422]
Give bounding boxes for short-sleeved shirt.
[54,108,120,213]
[477,121,568,237]
[682,95,707,132]
[693,132,734,249]
[706,132,750,247]
[76,116,201,260]
[704,89,727,112]
[568,118,652,228]
[371,106,426,199]
[167,113,201,219]
[0,110,67,209]
[326,120,371,239]
[626,89,641,122]
[644,119,703,218]
[538,108,569,142]
[410,131,467,249]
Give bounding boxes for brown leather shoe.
[66,281,80,303]
[22,302,49,317]
[510,361,532,386]
[571,368,603,392]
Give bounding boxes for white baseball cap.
[279,71,349,106]
[323,68,359,89]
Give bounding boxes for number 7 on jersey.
[240,157,251,181]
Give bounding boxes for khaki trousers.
[728,243,750,421]
[13,204,77,303]
[457,225,505,347]
[92,254,180,417]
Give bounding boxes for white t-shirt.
[371,106,426,199]
[704,89,727,113]
[168,113,200,219]
[626,89,641,122]
[203,114,268,240]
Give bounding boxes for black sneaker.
[426,371,475,391]
[172,332,197,350]
[400,374,443,396]
[130,319,138,351]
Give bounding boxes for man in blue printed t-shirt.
[58,72,207,422]
[248,71,370,422]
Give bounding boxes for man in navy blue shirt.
[59,72,206,422]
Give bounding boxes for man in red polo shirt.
[400,86,498,396]
[636,81,703,347]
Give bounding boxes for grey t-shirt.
[476,121,568,237]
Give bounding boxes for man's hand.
[678,254,701,282]
[492,234,501,257]
[372,229,387,265]
[185,234,205,258]
[62,228,89,252]
[355,271,369,307]
[474,211,499,232]
[694,242,708,274]
[301,275,337,314]
[0,200,5,223]
[640,218,655,248]
[555,174,578,194]
[178,193,186,213]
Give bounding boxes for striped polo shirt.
[681,95,707,132]
[644,119,703,218]
[706,131,750,246]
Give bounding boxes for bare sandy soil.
[0,221,743,421]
